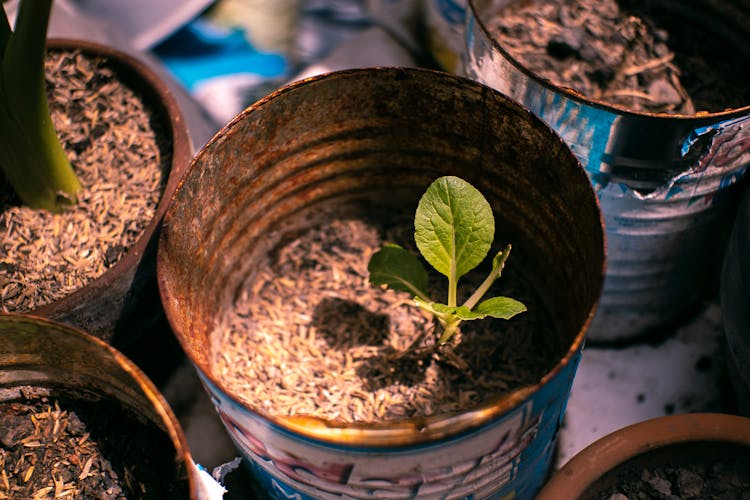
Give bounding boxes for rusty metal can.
[0,314,198,498]
[464,0,750,341]
[158,68,605,499]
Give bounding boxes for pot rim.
[466,0,750,120]
[0,312,198,499]
[158,66,605,447]
[32,38,192,322]
[537,412,750,499]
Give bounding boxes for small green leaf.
[414,176,494,280]
[426,299,525,321]
[421,301,454,315]
[413,297,447,318]
[430,302,477,320]
[368,243,430,300]
[416,301,479,322]
[463,244,512,310]
[473,296,527,319]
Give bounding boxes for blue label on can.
[199,344,583,499]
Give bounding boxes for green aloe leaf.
[414,176,494,281]
[0,0,81,212]
[368,243,430,301]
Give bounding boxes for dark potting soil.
[487,0,749,114]
[213,217,563,424]
[588,443,750,500]
[0,394,189,499]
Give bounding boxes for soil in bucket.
[0,47,169,313]
[212,215,563,424]
[0,393,189,499]
[487,0,750,114]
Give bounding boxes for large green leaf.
[368,243,430,300]
[414,176,494,281]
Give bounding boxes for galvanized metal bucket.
[465,0,750,341]
[158,68,605,499]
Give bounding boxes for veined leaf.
[414,176,494,280]
[473,296,527,319]
[368,243,430,300]
[367,176,526,346]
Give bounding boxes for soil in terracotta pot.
[587,442,750,500]
[487,0,749,114]
[0,48,170,312]
[212,217,563,424]
[0,393,189,499]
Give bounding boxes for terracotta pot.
[537,413,750,499]
[0,313,198,498]
[158,67,605,499]
[27,38,192,343]
[465,0,750,341]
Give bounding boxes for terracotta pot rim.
[466,0,750,120]
[537,412,750,499]
[32,38,191,322]
[0,312,198,499]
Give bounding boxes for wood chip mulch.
[212,218,561,424]
[488,0,748,114]
[0,394,188,499]
[0,399,126,500]
[0,48,169,313]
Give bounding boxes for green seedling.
[368,176,526,345]
[0,0,81,212]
